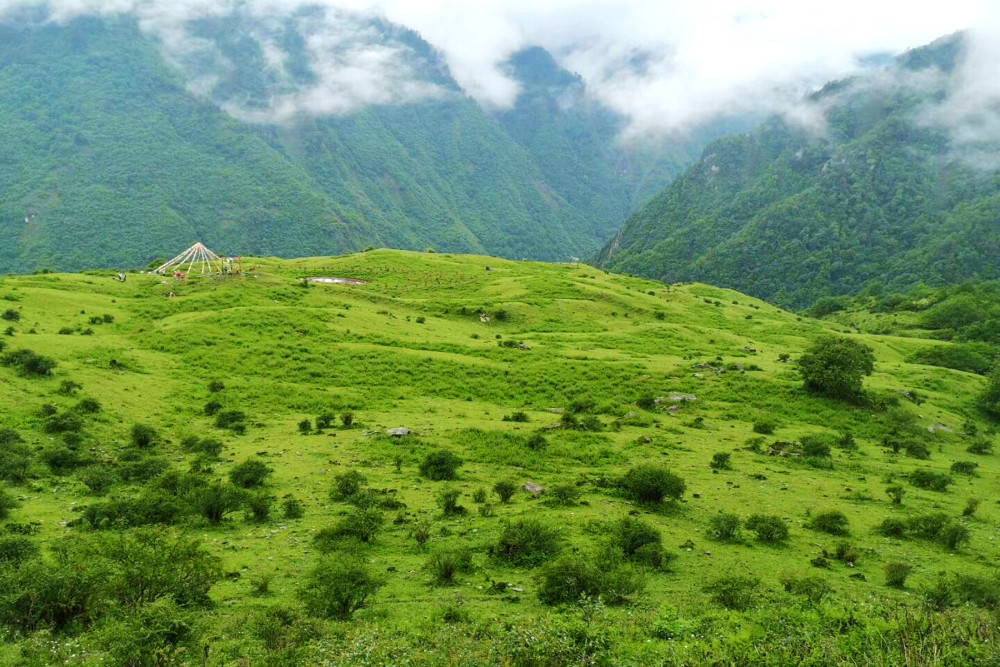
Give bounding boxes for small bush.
[886,485,906,505]
[704,575,760,611]
[536,554,644,606]
[875,518,907,537]
[489,519,562,567]
[339,413,354,428]
[438,488,465,515]
[549,484,581,506]
[619,465,685,504]
[884,562,912,588]
[0,536,38,566]
[214,410,247,432]
[331,471,367,501]
[503,411,530,423]
[74,398,101,414]
[207,380,225,393]
[799,434,832,458]
[298,419,312,434]
[1,349,56,376]
[193,483,244,524]
[781,576,833,604]
[909,470,952,492]
[745,514,790,544]
[752,420,776,435]
[967,438,994,455]
[298,557,383,620]
[808,510,850,536]
[79,467,117,496]
[245,492,275,523]
[493,480,517,503]
[938,522,971,551]
[316,508,385,548]
[282,497,305,519]
[0,309,19,322]
[709,452,732,470]
[419,450,463,481]
[950,461,979,476]
[709,513,743,542]
[427,548,474,586]
[963,497,980,517]
[0,489,19,521]
[130,423,160,449]
[526,433,548,451]
[229,459,272,488]
[472,488,487,503]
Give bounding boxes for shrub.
[619,465,685,504]
[886,485,906,505]
[909,470,952,492]
[0,536,38,566]
[74,398,101,414]
[709,513,743,542]
[981,361,1000,419]
[245,492,275,523]
[752,420,776,435]
[298,557,383,620]
[799,434,833,458]
[0,489,19,521]
[44,411,84,434]
[710,451,734,472]
[963,497,980,517]
[526,433,548,451]
[208,380,225,393]
[503,411,530,423]
[419,450,463,481]
[0,556,102,631]
[1,349,57,376]
[493,480,517,503]
[884,562,912,588]
[438,488,465,515]
[704,575,760,611]
[316,507,385,547]
[193,483,244,524]
[229,459,272,488]
[549,484,581,506]
[214,410,247,431]
[781,576,833,604]
[967,438,994,455]
[79,467,117,496]
[472,488,487,503]
[808,510,850,536]
[130,423,160,449]
[331,471,367,501]
[950,461,979,476]
[42,446,89,474]
[1,309,19,321]
[938,522,971,551]
[282,497,305,519]
[427,548,474,586]
[608,517,668,568]
[298,419,312,434]
[489,519,562,567]
[875,518,907,537]
[339,412,354,428]
[798,336,875,401]
[99,598,194,667]
[536,555,644,607]
[745,514,790,544]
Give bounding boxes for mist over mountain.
[0,9,741,273]
[598,33,1000,309]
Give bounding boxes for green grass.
[0,249,996,664]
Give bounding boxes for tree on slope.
[798,336,875,401]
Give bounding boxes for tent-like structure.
[153,243,223,276]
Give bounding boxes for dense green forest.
[0,15,721,274]
[598,33,1000,309]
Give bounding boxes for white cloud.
[0,0,993,136]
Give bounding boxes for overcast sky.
[1,0,995,137]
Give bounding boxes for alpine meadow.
[2,2,1000,666]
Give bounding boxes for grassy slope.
[0,250,994,662]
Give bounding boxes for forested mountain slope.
[0,13,722,274]
[598,34,1000,309]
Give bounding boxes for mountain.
[0,251,995,662]
[597,33,1000,309]
[0,11,727,274]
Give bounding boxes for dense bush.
[536,554,644,606]
[193,483,244,524]
[781,575,833,604]
[709,513,743,542]
[752,419,776,435]
[229,459,272,488]
[419,450,463,481]
[548,484,581,506]
[79,466,117,496]
[489,519,563,567]
[967,438,994,455]
[808,510,850,536]
[703,575,760,611]
[282,497,305,519]
[331,471,367,501]
[0,536,38,566]
[798,336,875,401]
[80,491,185,529]
[215,410,247,432]
[745,514,790,544]
[298,557,383,619]
[493,480,517,503]
[1,348,57,376]
[0,556,102,631]
[799,434,833,458]
[315,507,385,548]
[427,548,474,586]
[884,562,913,588]
[438,488,465,515]
[619,465,685,504]
[710,452,732,470]
[0,489,19,521]
[908,470,953,492]
[130,423,160,449]
[886,485,906,504]
[875,518,907,537]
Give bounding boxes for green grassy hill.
[0,250,996,664]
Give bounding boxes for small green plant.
[703,575,760,611]
[229,459,272,488]
[438,488,465,516]
[781,575,833,604]
[908,470,952,492]
[709,513,743,542]
[886,485,906,505]
[493,480,517,503]
[331,470,367,501]
[619,465,685,504]
[548,484,581,506]
[298,557,383,620]
[472,488,487,503]
[884,562,912,588]
[752,420,776,435]
[950,461,979,476]
[710,452,732,470]
[298,419,312,434]
[427,548,473,586]
[963,497,980,517]
[745,514,790,544]
[419,450,463,481]
[808,510,850,536]
[282,497,305,519]
[489,519,562,566]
